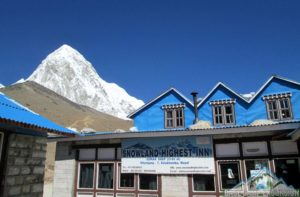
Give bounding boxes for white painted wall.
[161,175,189,197]
[52,142,76,197]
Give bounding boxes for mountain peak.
[55,44,80,55]
[46,44,87,63]
[27,45,144,119]
[60,44,73,49]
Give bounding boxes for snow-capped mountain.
[27,44,144,119]
[0,83,4,88]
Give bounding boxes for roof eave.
[51,121,300,142]
[0,118,76,137]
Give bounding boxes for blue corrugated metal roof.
[79,119,300,137]
[0,92,77,135]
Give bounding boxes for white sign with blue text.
[121,136,215,174]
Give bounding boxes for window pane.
[219,162,241,190]
[167,119,173,127]
[217,115,223,124]
[165,110,174,128]
[216,115,222,124]
[273,111,278,119]
[267,100,278,120]
[166,110,172,118]
[120,173,134,188]
[214,106,221,115]
[275,159,300,189]
[279,100,285,108]
[224,105,234,124]
[226,115,230,124]
[119,164,134,188]
[272,101,277,110]
[245,160,270,191]
[176,108,184,127]
[281,109,291,119]
[268,102,273,110]
[98,163,114,189]
[139,174,157,190]
[226,114,233,124]
[214,106,223,125]
[225,105,232,114]
[193,175,215,191]
[79,163,94,188]
[280,98,291,119]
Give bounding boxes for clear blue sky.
[0,0,300,102]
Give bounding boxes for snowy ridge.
[27,44,144,119]
[14,78,25,85]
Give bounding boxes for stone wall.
[2,133,47,197]
[52,141,76,197]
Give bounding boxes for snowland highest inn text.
[53,75,300,197]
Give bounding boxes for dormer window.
[263,93,292,120]
[162,104,185,128]
[210,99,236,126]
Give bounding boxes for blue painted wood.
[198,84,248,126]
[131,76,300,131]
[247,77,300,124]
[132,89,194,131]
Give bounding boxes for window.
[139,174,157,190]
[219,161,241,190]
[210,100,235,125]
[78,163,95,189]
[193,174,215,191]
[264,93,292,121]
[98,163,114,189]
[163,104,185,128]
[118,163,134,189]
[274,158,300,189]
[245,160,270,191]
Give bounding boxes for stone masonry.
[2,133,47,197]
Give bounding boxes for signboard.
[121,136,215,174]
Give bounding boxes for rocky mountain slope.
[0,81,132,132]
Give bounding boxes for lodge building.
[52,75,300,197]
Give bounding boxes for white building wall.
[161,175,189,197]
[52,142,76,197]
